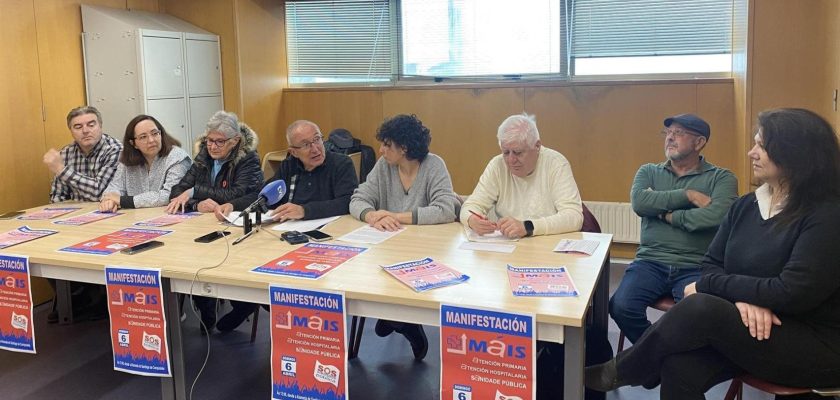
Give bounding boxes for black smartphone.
[281,231,309,245]
[194,231,231,243]
[302,229,332,242]
[121,240,164,255]
[0,210,24,219]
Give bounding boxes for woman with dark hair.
[350,114,460,231]
[99,115,191,212]
[586,108,840,399]
[349,114,461,360]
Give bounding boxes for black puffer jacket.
[169,125,263,212]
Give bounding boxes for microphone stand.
[233,204,265,246]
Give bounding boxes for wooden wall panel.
[731,0,752,193]
[282,83,738,199]
[282,91,384,149]
[0,1,51,210]
[235,0,286,155]
[527,84,697,202]
[162,0,241,115]
[696,83,738,172]
[750,1,837,122]
[828,0,840,131]
[33,0,127,152]
[382,88,524,194]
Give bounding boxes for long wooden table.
[1,204,612,399]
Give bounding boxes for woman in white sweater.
[99,115,191,212]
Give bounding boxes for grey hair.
[285,120,321,145]
[206,110,241,139]
[497,113,540,147]
[66,106,103,128]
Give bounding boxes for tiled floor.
[0,263,777,399]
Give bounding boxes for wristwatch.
[524,220,534,237]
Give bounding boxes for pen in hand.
[468,210,488,221]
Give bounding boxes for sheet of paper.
[507,265,579,297]
[337,225,404,245]
[463,226,519,243]
[270,216,341,232]
[381,258,469,292]
[224,211,272,227]
[457,241,516,254]
[553,239,600,255]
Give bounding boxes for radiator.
[584,201,641,244]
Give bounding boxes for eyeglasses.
[134,130,161,142]
[205,137,235,148]
[660,128,700,139]
[290,134,324,150]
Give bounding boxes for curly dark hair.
[376,114,431,161]
[758,108,840,227]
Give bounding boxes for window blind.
[286,0,393,83]
[571,0,733,59]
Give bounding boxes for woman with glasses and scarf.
[166,110,263,334]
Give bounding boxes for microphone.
[240,179,287,216]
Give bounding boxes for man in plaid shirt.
[43,106,122,203]
[41,106,121,323]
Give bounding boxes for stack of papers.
[0,226,59,249]
[54,211,122,226]
[506,265,579,297]
[18,207,81,220]
[382,258,469,292]
[553,239,599,255]
[270,216,341,232]
[134,212,201,227]
[463,227,519,243]
[338,225,404,245]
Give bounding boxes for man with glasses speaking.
[212,119,359,332]
[609,114,738,345]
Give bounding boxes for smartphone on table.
[302,229,332,242]
[121,240,164,255]
[194,231,231,243]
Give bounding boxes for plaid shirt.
[50,133,122,203]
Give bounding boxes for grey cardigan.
[103,146,192,208]
[349,153,460,225]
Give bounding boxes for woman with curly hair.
[349,114,461,360]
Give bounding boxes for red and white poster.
[0,254,35,353]
[507,265,579,297]
[133,212,201,227]
[105,265,171,377]
[270,285,347,400]
[0,226,59,250]
[440,304,535,400]
[252,243,367,279]
[59,228,171,256]
[53,210,122,226]
[382,257,470,292]
[17,207,81,220]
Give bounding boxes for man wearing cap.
[609,114,738,344]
